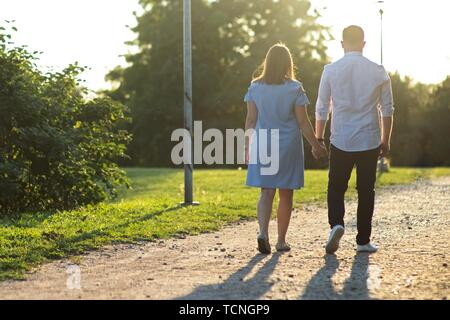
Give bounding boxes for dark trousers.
[328,144,380,245]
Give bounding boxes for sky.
[1,0,449,91]
[0,0,142,91]
[313,0,450,84]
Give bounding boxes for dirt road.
[1,177,449,300]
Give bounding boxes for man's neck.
[344,50,363,56]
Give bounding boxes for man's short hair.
[343,25,365,45]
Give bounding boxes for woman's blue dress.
[244,80,310,190]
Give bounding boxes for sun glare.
[0,0,449,88]
[312,0,450,84]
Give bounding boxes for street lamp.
[378,2,384,64]
[182,0,199,206]
[377,1,389,173]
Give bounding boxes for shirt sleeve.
[379,74,395,117]
[315,66,332,120]
[295,83,310,107]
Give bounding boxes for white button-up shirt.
[316,52,394,152]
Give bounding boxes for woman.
[244,43,327,254]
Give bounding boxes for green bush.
[0,25,132,215]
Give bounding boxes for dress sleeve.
[295,83,310,108]
[244,83,255,103]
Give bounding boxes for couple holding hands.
[244,26,394,255]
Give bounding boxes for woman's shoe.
[275,242,291,252]
[257,237,271,254]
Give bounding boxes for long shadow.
[301,254,340,300]
[341,253,371,300]
[301,253,372,300]
[176,253,283,300]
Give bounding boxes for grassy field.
[0,167,449,280]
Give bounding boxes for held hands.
[245,139,328,163]
[312,140,328,160]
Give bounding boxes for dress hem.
[245,183,304,190]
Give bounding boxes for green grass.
[0,167,449,280]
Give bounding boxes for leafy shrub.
[0,25,132,215]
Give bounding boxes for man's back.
[317,25,395,254]
[316,52,394,152]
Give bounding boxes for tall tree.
[424,77,450,166]
[389,73,433,166]
[107,0,331,167]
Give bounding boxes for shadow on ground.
[176,253,283,300]
[301,253,373,300]
[175,252,374,300]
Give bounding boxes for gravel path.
[1,177,449,300]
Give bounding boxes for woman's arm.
[295,106,328,159]
[245,102,258,164]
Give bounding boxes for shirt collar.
[345,51,363,56]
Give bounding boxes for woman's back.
[244,43,327,255]
[244,80,309,131]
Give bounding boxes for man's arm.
[316,120,327,141]
[379,77,395,157]
[380,116,393,157]
[295,107,327,160]
[315,67,332,141]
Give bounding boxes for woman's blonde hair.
[253,43,296,85]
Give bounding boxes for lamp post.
[377,1,389,173]
[379,4,384,64]
[182,0,198,206]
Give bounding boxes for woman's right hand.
[312,142,328,160]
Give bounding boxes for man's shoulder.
[361,56,386,70]
[321,62,336,75]
[326,55,388,78]
[360,57,390,80]
[327,55,385,68]
[323,57,348,72]
[323,61,336,70]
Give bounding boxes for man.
[315,25,394,254]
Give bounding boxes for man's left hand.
[380,141,390,158]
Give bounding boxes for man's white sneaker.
[357,243,378,253]
[325,225,345,254]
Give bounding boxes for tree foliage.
[390,73,450,167]
[108,0,449,168]
[107,0,332,167]
[0,24,132,215]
